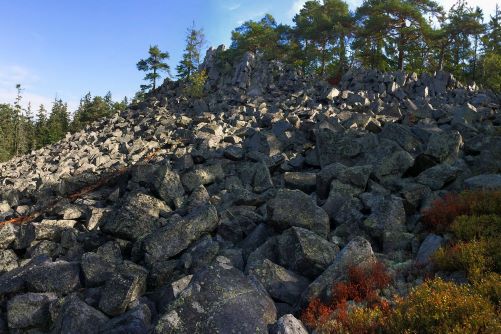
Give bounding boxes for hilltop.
[0,48,500,333]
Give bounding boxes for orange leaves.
[333,262,391,306]
[422,192,469,232]
[421,190,501,232]
[301,298,334,328]
[301,262,391,332]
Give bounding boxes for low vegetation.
[302,189,501,333]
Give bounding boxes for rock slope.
[0,46,500,333]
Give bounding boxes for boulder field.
[0,46,500,333]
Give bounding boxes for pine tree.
[136,45,170,91]
[12,84,23,156]
[355,0,442,71]
[177,23,206,80]
[47,98,69,143]
[35,104,50,149]
[294,0,353,76]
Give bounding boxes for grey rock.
[98,263,148,316]
[284,172,316,193]
[425,130,462,163]
[154,165,185,206]
[0,223,17,249]
[464,174,501,190]
[249,259,310,305]
[99,303,151,334]
[267,189,330,238]
[7,292,57,329]
[25,260,81,294]
[278,227,339,279]
[0,249,18,273]
[181,163,224,191]
[299,237,376,307]
[33,219,77,241]
[153,259,276,334]
[416,163,460,190]
[143,205,219,263]
[380,123,421,153]
[271,314,309,334]
[415,234,444,267]
[101,192,168,241]
[51,295,109,334]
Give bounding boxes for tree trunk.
[438,45,445,71]
[472,35,478,81]
[153,67,157,90]
[339,33,346,72]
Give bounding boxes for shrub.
[315,302,389,334]
[184,69,207,98]
[301,262,391,331]
[332,262,391,306]
[451,214,501,242]
[301,298,333,328]
[432,239,492,279]
[422,192,468,232]
[422,190,501,232]
[473,272,501,308]
[385,278,501,334]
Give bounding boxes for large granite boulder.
[154,258,277,333]
[267,189,330,238]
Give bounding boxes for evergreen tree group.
[223,0,500,89]
[0,87,127,162]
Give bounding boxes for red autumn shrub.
[422,190,501,232]
[301,262,391,330]
[301,298,334,328]
[422,192,468,232]
[332,262,391,306]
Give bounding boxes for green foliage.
[451,214,501,242]
[230,14,293,63]
[137,45,170,91]
[424,190,501,277]
[480,51,501,91]
[0,88,127,162]
[177,23,206,80]
[386,278,501,334]
[432,239,492,279]
[183,70,207,98]
[422,190,501,232]
[71,92,126,132]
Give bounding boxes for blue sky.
[0,0,497,113]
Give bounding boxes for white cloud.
[440,0,498,17]
[224,3,242,11]
[0,65,78,114]
[287,0,308,20]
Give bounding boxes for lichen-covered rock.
[50,295,109,334]
[154,259,276,333]
[271,314,309,334]
[98,262,148,316]
[7,292,57,329]
[0,249,18,273]
[101,191,169,241]
[143,205,219,264]
[24,260,81,294]
[249,259,310,305]
[299,237,376,307]
[0,224,17,249]
[267,189,330,238]
[277,227,339,279]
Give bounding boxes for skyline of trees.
[0,0,499,163]
[228,0,500,88]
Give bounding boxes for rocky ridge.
[0,45,500,333]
